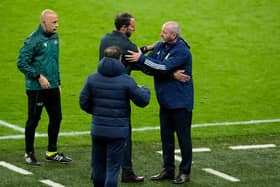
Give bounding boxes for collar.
[112,30,128,39]
[38,25,55,37]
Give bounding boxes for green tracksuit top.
[17,25,60,90]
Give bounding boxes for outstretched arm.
[126,49,190,82]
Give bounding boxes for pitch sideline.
[1,118,280,140]
[0,161,65,187]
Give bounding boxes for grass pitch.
[1,133,280,186]
[0,0,280,186]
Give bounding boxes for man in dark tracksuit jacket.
[17,9,72,166]
[99,12,155,183]
[126,21,193,184]
[79,46,150,187]
[99,14,154,75]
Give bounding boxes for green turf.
[1,134,280,187]
[1,0,279,129]
[0,0,280,186]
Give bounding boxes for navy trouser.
[121,124,134,176]
[25,88,62,153]
[92,135,126,187]
[160,107,192,175]
[91,124,134,178]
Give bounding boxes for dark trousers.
[25,88,62,153]
[160,107,192,175]
[121,124,134,176]
[91,124,133,178]
[92,135,126,187]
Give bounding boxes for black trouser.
[160,107,192,175]
[25,88,62,153]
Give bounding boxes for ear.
[119,25,128,32]
[172,32,178,39]
[41,20,48,31]
[41,19,47,26]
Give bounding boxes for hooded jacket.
[79,57,150,138]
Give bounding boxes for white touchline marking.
[174,155,182,162]
[133,118,280,131]
[157,148,211,155]
[0,131,89,140]
[191,118,280,128]
[132,126,159,131]
[158,148,210,163]
[229,144,276,150]
[156,151,193,163]
[0,161,32,175]
[39,179,65,187]
[202,168,240,182]
[0,161,65,186]
[1,118,280,140]
[183,148,211,153]
[193,148,211,152]
[0,120,25,132]
[0,134,25,140]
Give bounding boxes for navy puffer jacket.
[79,57,150,138]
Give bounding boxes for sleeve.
[136,45,189,80]
[17,38,40,79]
[79,78,94,114]
[127,78,150,108]
[140,49,188,71]
[123,40,157,75]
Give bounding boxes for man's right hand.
[173,70,191,82]
[38,74,50,89]
[125,48,142,62]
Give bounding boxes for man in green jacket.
[17,9,72,166]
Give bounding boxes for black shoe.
[24,152,41,166]
[173,174,190,184]
[150,169,174,181]
[121,175,144,183]
[45,152,72,163]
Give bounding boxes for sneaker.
[24,152,41,166]
[45,152,72,163]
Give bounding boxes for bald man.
[17,9,72,166]
[126,21,193,184]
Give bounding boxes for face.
[42,13,59,33]
[160,24,176,43]
[124,18,135,37]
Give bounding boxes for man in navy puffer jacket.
[79,46,150,187]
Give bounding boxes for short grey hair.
[40,9,57,22]
[164,21,180,37]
